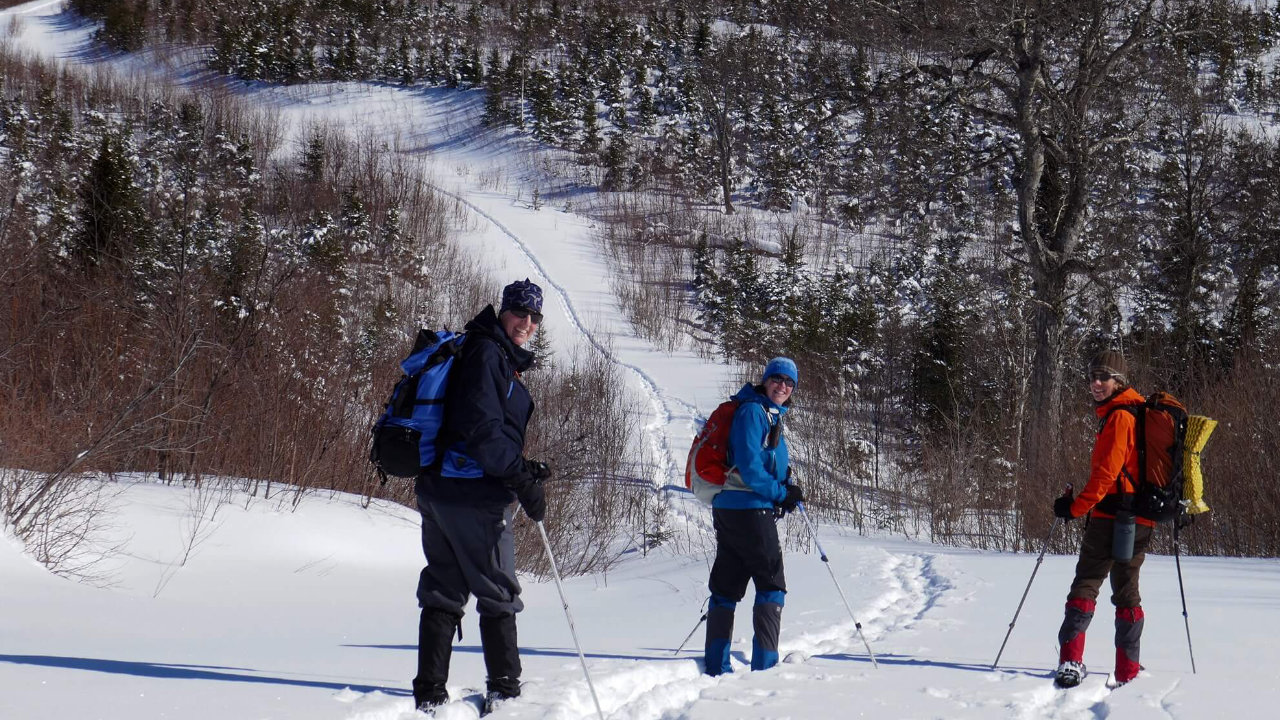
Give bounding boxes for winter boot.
[704,595,736,676]
[413,682,449,714]
[750,591,784,671]
[413,609,460,709]
[1114,606,1144,685]
[482,676,520,715]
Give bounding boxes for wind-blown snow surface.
[4,477,1280,720]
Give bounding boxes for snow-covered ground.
[4,2,1280,718]
[4,477,1280,720]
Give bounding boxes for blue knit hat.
[500,278,543,314]
[762,357,798,386]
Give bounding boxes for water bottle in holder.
[1112,509,1136,562]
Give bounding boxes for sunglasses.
[1088,371,1116,383]
[767,374,796,389]
[508,307,544,324]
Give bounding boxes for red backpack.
[685,399,739,504]
[1106,391,1190,522]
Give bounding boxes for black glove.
[515,479,546,522]
[779,484,804,514]
[525,459,552,482]
[505,459,550,522]
[1053,495,1075,520]
[1176,512,1196,530]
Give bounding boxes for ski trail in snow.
[1006,671,1181,720]
[428,184,689,491]
[787,551,951,660]
[4,0,63,14]
[1010,677,1113,720]
[522,549,955,720]
[1155,677,1181,718]
[414,178,717,548]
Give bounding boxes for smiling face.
[500,308,538,346]
[764,374,794,405]
[1089,372,1120,402]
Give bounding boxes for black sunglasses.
[508,307,544,324]
[767,374,796,389]
[1088,371,1116,383]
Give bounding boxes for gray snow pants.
[416,496,524,618]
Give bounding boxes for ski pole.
[672,597,709,656]
[992,517,1059,669]
[1173,519,1197,673]
[992,484,1071,670]
[796,503,879,668]
[536,521,606,720]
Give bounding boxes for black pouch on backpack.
[369,425,422,478]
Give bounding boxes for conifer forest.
[3,0,1280,569]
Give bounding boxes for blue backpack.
[369,329,466,480]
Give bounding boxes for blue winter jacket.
[713,383,791,510]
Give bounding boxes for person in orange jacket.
[1051,350,1153,688]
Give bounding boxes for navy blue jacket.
[417,305,535,506]
[713,383,791,510]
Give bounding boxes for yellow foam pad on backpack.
[1183,415,1218,515]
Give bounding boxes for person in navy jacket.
[704,357,804,675]
[412,279,550,713]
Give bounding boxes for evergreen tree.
[529,324,555,371]
[1136,104,1231,382]
[717,238,767,356]
[300,128,326,184]
[909,235,976,434]
[600,131,631,190]
[74,131,149,274]
[635,86,657,132]
[578,92,601,159]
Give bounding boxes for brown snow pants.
[1067,515,1155,608]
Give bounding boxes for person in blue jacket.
[412,278,551,714]
[704,357,804,676]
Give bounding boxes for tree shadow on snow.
[345,643,690,663]
[813,651,1050,677]
[0,654,408,695]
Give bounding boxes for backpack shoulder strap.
[1098,402,1139,433]
[1099,401,1145,510]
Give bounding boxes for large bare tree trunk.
[1007,4,1152,502]
[862,1,1156,541]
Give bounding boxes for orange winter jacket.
[1070,387,1156,528]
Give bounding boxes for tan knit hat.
[1089,350,1129,385]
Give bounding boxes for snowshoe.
[1054,660,1087,688]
